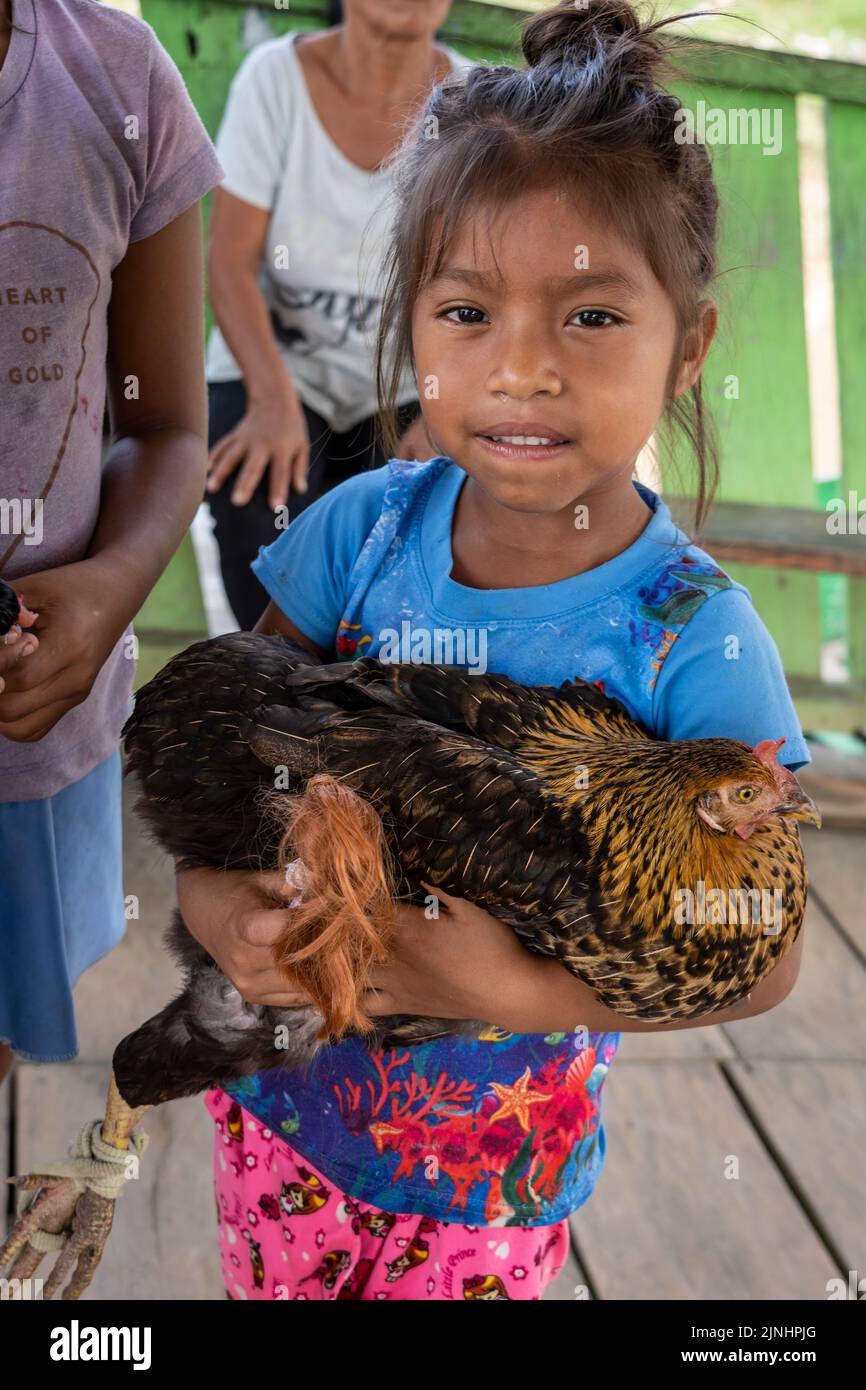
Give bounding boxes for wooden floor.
[3,786,864,1301]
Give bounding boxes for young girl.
[177,0,810,1301]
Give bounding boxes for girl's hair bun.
[522,0,664,87]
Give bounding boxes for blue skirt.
[0,749,126,1061]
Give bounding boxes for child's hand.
[0,624,40,692]
[0,559,131,742]
[176,865,315,1008]
[363,884,536,1023]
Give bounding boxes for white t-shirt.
[205,33,474,432]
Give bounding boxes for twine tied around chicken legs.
[14,1119,149,1251]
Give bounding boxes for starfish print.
[488,1067,550,1130]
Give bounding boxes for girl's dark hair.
[373,0,724,530]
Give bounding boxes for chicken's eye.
[736,786,756,802]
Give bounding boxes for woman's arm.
[207,189,289,406]
[206,189,310,508]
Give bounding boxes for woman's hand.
[206,387,310,510]
[0,559,132,743]
[362,884,537,1025]
[176,865,315,1008]
[395,413,437,462]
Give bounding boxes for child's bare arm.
[253,600,330,656]
[362,896,805,1035]
[0,205,210,742]
[480,911,805,1034]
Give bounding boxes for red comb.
[752,737,786,766]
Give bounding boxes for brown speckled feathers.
[122,631,810,1027]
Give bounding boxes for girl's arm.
[484,913,805,1033]
[363,890,804,1035]
[0,205,211,742]
[205,189,310,508]
[253,600,330,658]
[94,203,210,609]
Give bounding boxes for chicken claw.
[0,1074,149,1300]
[0,1178,115,1300]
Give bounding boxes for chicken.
[1,629,820,1297]
[0,577,37,639]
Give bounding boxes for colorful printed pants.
[205,1088,570,1301]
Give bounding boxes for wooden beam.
[665,497,866,576]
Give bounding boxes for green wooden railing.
[136,0,866,733]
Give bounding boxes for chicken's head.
[0,578,19,637]
[696,738,821,841]
[0,578,38,639]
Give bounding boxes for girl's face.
[411,185,715,514]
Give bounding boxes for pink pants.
[205,1087,570,1300]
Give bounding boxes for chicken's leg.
[0,1072,149,1300]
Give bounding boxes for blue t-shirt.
[221,456,809,1227]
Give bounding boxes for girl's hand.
[176,865,314,1008]
[206,389,311,510]
[363,884,533,1024]
[395,413,437,463]
[0,559,132,743]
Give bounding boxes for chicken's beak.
[776,789,822,829]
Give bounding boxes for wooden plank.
[666,496,866,576]
[671,37,866,108]
[719,896,866,1060]
[571,1061,839,1300]
[795,759,866,831]
[15,1064,224,1301]
[800,826,866,957]
[727,1059,866,1279]
[615,1025,735,1062]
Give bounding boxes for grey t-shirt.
[0,0,223,802]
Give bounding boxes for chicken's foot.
[0,1072,149,1300]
